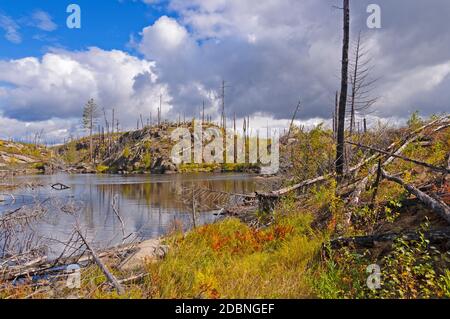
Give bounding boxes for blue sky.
[0,0,449,143]
[0,0,170,59]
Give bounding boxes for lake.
[0,173,259,257]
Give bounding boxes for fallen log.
[256,174,330,211]
[348,116,450,210]
[272,175,330,197]
[76,230,125,295]
[381,169,450,224]
[118,273,148,285]
[345,141,450,174]
[329,227,450,250]
[1,242,137,282]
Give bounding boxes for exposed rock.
[119,239,169,271]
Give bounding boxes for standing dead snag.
[348,31,378,136]
[287,100,301,139]
[75,229,125,295]
[335,0,350,180]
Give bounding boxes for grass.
[145,212,323,298]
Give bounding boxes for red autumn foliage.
[197,223,294,255]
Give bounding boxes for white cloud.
[0,115,77,144]
[2,0,450,142]
[0,14,21,43]
[138,16,192,59]
[0,48,171,141]
[133,0,450,122]
[382,61,450,108]
[31,10,57,32]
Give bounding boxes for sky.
[0,0,449,143]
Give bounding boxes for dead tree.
[333,91,339,139]
[75,228,125,295]
[335,0,350,180]
[348,31,378,135]
[348,116,449,208]
[221,80,226,129]
[158,94,162,126]
[381,169,450,224]
[345,141,450,174]
[140,114,145,129]
[287,100,301,138]
[202,101,206,124]
[329,227,450,250]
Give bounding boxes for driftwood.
[329,227,450,250]
[1,242,137,282]
[76,230,125,295]
[381,169,450,224]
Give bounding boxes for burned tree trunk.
[335,0,350,180]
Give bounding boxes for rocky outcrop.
[0,141,53,172]
[103,124,179,174]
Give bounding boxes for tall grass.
[145,212,323,298]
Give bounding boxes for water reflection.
[1,173,257,256]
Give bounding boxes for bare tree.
[336,0,350,180]
[82,98,100,164]
[348,31,378,135]
[221,80,226,129]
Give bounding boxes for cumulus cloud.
[0,48,171,141]
[0,115,77,143]
[134,0,450,121]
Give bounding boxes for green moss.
[122,146,131,159]
[96,165,110,173]
[143,152,152,170]
[31,162,45,170]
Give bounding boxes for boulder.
[119,239,169,271]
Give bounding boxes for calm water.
[0,173,258,256]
